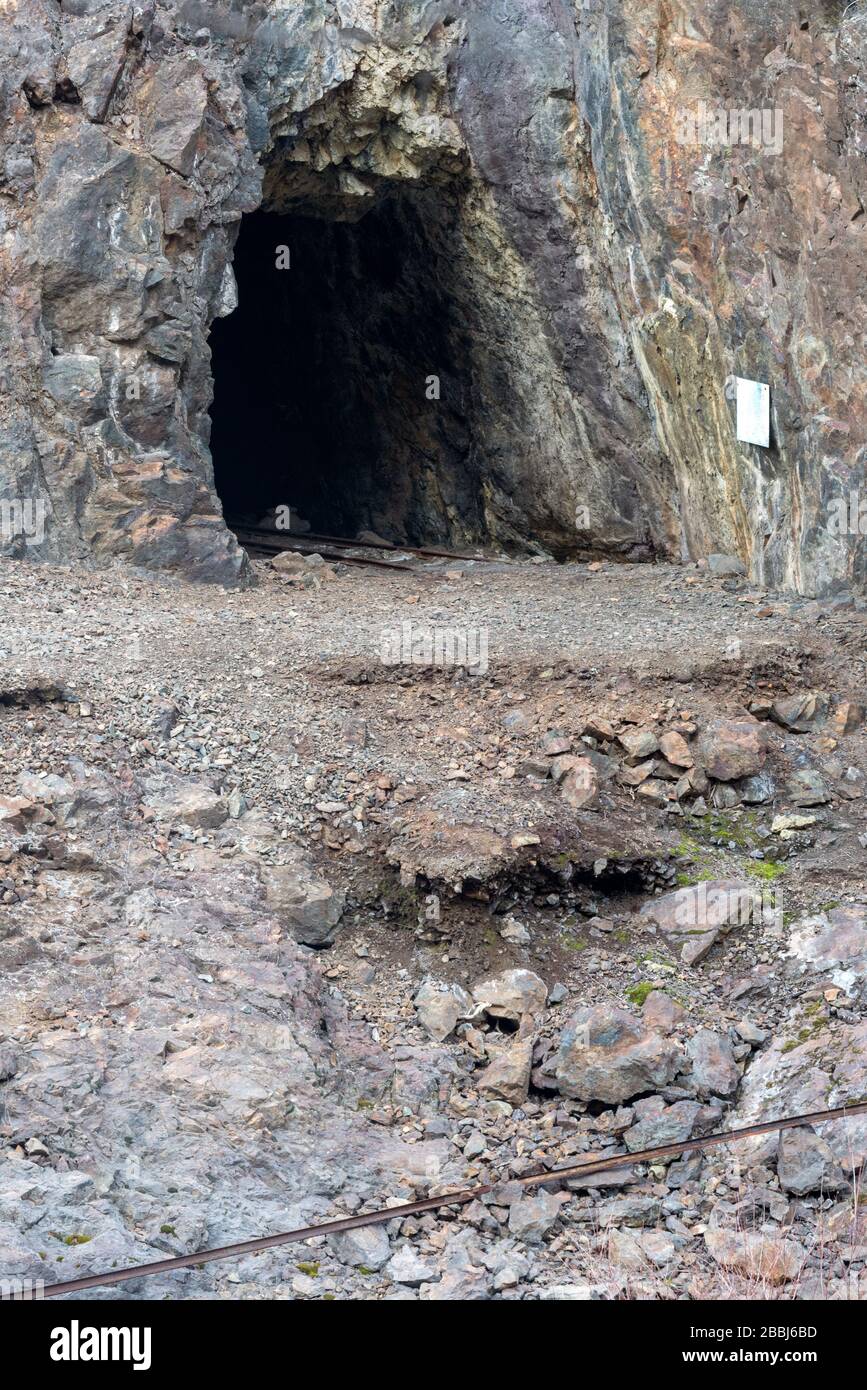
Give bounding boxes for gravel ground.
[1,551,866,1301]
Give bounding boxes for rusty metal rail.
[34,1100,867,1299]
[240,535,428,574]
[299,531,491,563]
[232,524,491,567]
[233,529,430,575]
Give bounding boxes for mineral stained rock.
[555,1004,684,1104]
[1,4,865,593]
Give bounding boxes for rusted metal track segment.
[35,1101,867,1298]
[234,532,428,574]
[232,525,489,564]
[301,531,490,563]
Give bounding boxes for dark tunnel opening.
[208,191,487,545]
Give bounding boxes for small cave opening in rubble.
[208,186,491,547]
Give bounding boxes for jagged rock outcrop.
[0,3,864,590]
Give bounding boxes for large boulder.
[698,719,768,782]
[554,1005,684,1104]
[776,1127,847,1197]
[476,1035,534,1106]
[685,1030,740,1098]
[414,978,473,1043]
[624,1098,721,1152]
[640,880,764,966]
[261,863,345,946]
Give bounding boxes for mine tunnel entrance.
[208,190,486,546]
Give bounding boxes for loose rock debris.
[0,555,866,1300]
[37,1100,867,1298]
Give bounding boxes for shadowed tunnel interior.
[208,192,489,544]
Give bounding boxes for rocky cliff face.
[0,2,865,591]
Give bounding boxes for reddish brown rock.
[476,1035,534,1106]
[618,761,657,787]
[560,759,599,810]
[699,719,768,782]
[636,778,673,807]
[555,1005,684,1104]
[619,728,659,761]
[659,730,693,768]
[641,990,685,1035]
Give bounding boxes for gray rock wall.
[0,2,864,590]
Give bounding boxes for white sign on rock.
[735,376,770,448]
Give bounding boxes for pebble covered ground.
[0,551,866,1300]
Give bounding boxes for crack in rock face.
[2,2,865,590]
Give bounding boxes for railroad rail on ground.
[28,1101,867,1299]
[231,523,495,574]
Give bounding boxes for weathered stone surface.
[414,978,472,1043]
[699,720,768,782]
[499,915,531,945]
[641,990,685,1034]
[384,1246,436,1286]
[0,796,43,830]
[619,728,659,761]
[554,1005,684,1104]
[595,1196,662,1229]
[43,354,105,421]
[704,1228,806,1285]
[777,1127,846,1196]
[787,905,867,994]
[740,771,776,805]
[507,1189,565,1244]
[771,693,829,733]
[535,1280,626,1301]
[636,778,673,808]
[707,554,746,578]
[607,1226,650,1272]
[560,760,599,810]
[730,1019,867,1173]
[624,1098,720,1153]
[143,781,228,830]
[787,769,831,807]
[0,5,863,591]
[640,880,761,966]
[476,1035,533,1106]
[328,1224,391,1272]
[686,1030,740,1098]
[658,731,693,769]
[0,759,441,1297]
[772,812,818,839]
[260,863,345,946]
[270,551,307,574]
[419,1229,491,1301]
[471,969,547,1023]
